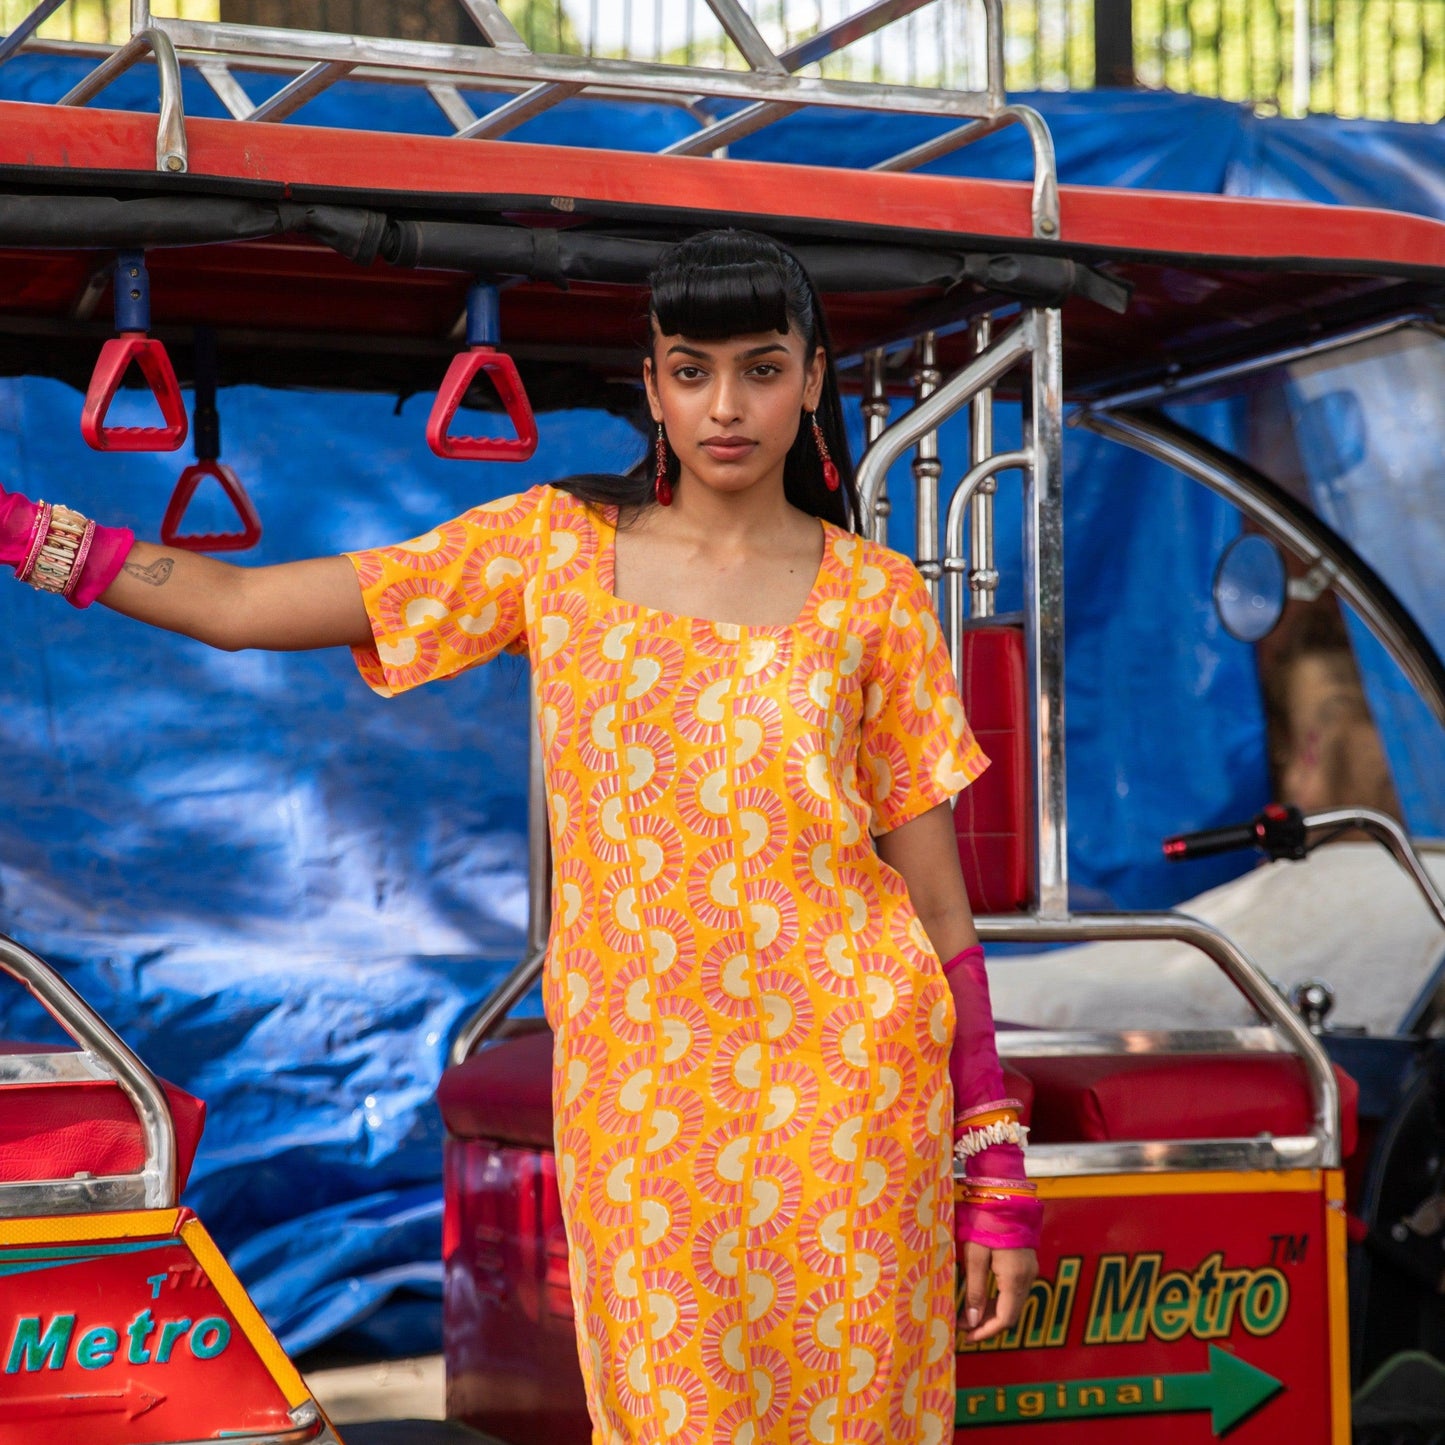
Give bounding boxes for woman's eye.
[674,366,705,381]
[749,364,782,377]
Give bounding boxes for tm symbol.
[1268,1233,1308,1266]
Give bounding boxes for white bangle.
[953,1118,1030,1163]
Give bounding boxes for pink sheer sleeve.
[946,943,1043,1252]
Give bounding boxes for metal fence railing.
[4,0,1442,121]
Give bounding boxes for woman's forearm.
[100,541,373,653]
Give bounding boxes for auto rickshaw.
[0,2,1443,1442]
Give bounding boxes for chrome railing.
[0,931,177,1215]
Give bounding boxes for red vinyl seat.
[955,625,1032,914]
[440,1028,555,1149]
[438,1027,1036,1144]
[0,1042,207,1190]
[1018,1052,1358,1159]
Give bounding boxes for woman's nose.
[709,376,743,424]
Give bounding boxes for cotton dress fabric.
[347,484,988,1445]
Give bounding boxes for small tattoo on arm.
[124,557,174,587]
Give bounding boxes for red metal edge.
[5,101,1445,275]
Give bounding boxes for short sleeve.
[345,485,547,698]
[857,561,989,834]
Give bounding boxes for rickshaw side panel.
[0,1208,315,1444]
[954,1172,1348,1442]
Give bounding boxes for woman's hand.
[960,1242,1039,1344]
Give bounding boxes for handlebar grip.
[1163,822,1257,861]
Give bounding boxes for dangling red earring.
[811,411,840,492]
[654,422,673,507]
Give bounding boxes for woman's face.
[643,323,826,500]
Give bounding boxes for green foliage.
[498,0,580,53]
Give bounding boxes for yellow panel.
[180,1218,311,1409]
[1325,1169,1351,1445]
[1035,1169,1323,1200]
[0,1208,181,1245]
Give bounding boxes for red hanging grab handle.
[426,284,538,462]
[161,459,262,553]
[81,253,188,453]
[160,327,261,553]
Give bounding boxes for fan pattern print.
[348,485,988,1445]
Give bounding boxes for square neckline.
[593,502,837,634]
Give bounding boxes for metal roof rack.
[2,0,1058,237]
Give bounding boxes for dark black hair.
[552,229,860,531]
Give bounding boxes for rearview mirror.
[1213,534,1286,643]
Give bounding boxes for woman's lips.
[700,438,757,461]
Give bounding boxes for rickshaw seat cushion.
[1018,1052,1358,1158]
[437,1027,1036,1145]
[440,1027,555,1149]
[955,625,1031,915]
[0,1042,206,1188]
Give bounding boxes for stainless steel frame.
[0,931,177,1215]
[856,307,1069,920]
[1304,806,1445,933]
[1078,404,1445,732]
[55,24,187,173]
[4,0,1056,216]
[977,910,1343,1176]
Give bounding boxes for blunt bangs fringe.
[650,257,793,342]
[551,228,862,533]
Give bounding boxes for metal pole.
[911,331,942,600]
[1021,307,1068,920]
[943,449,1028,662]
[968,314,998,620]
[1292,0,1311,115]
[450,676,552,1063]
[856,322,1033,543]
[862,347,891,543]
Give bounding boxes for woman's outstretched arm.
[100,541,374,653]
[3,479,373,653]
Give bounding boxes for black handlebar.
[1163,804,1309,863]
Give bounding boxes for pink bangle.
[956,1097,1023,1126]
[63,519,98,598]
[942,942,984,976]
[18,502,50,582]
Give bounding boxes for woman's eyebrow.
[664,342,791,360]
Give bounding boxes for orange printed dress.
[347,484,988,1445]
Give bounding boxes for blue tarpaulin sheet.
[2,57,1442,1355]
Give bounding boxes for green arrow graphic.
[956,1346,1283,1436]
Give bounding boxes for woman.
[1,230,1039,1443]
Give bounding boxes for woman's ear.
[642,356,663,423]
[803,345,826,412]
